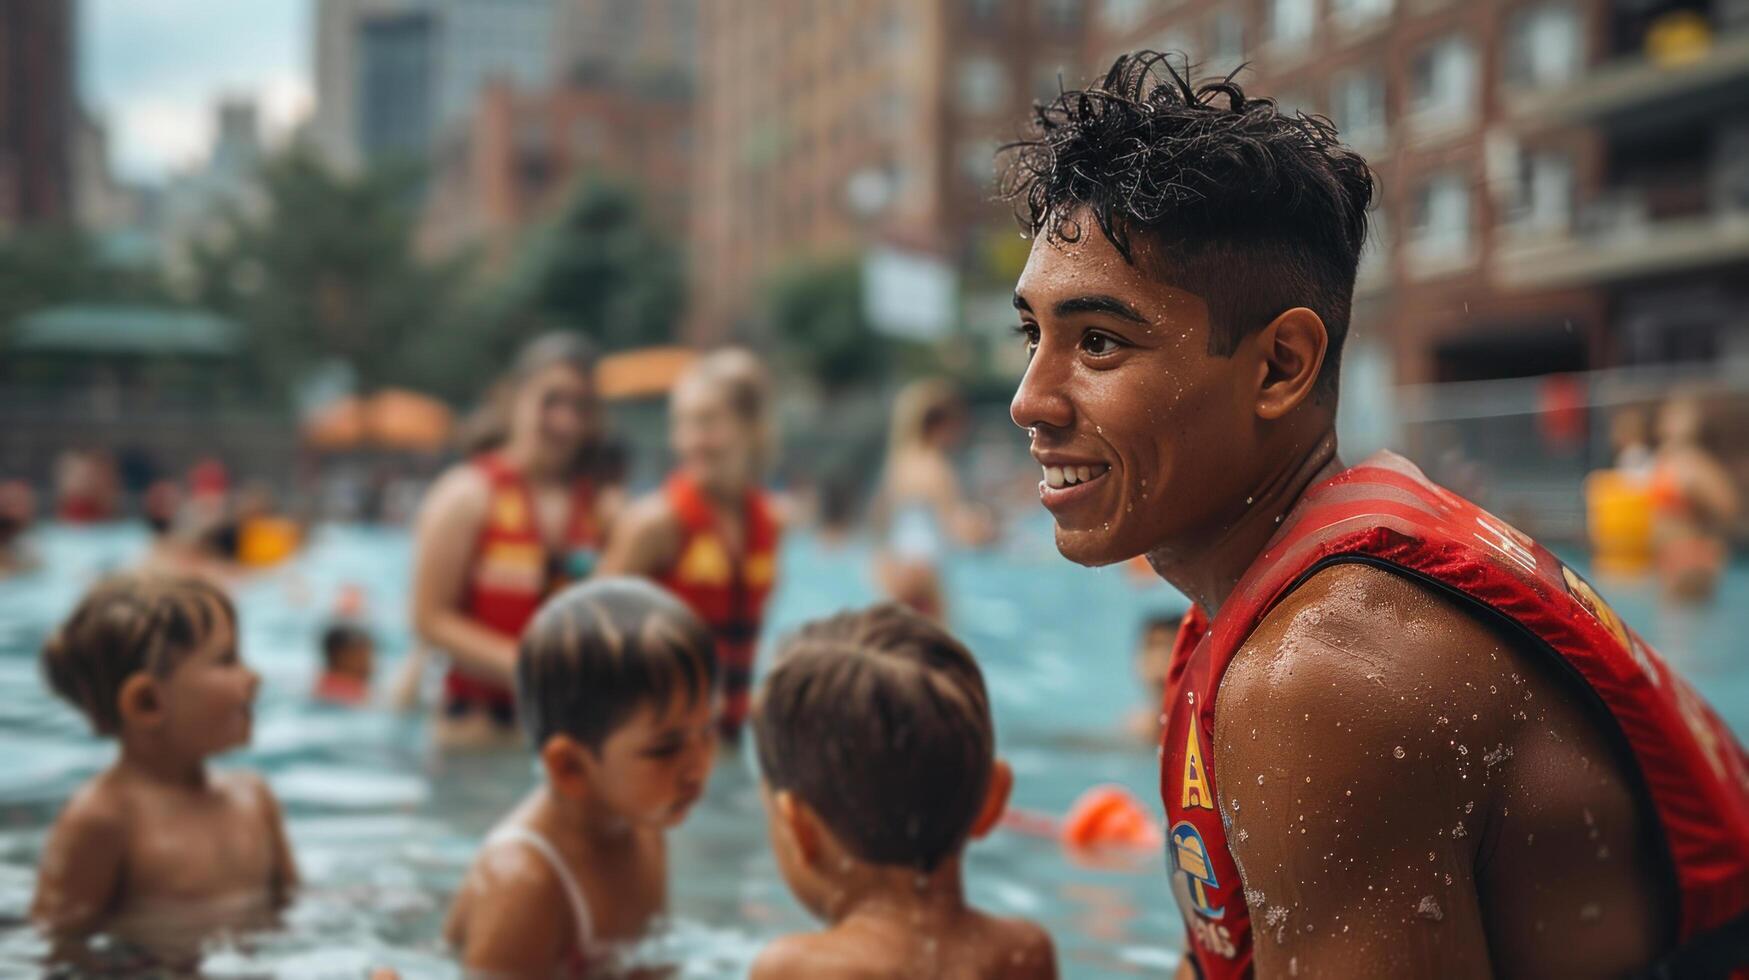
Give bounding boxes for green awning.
[11,305,242,356]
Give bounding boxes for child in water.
[445,578,718,975]
[314,622,375,705]
[31,574,298,962]
[750,604,1056,979]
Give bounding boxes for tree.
[190,150,468,398]
[763,256,895,394]
[0,227,170,343]
[494,177,684,355]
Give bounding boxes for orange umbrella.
[597,346,697,401]
[365,388,453,452]
[303,396,368,450]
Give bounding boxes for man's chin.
[1053,525,1138,568]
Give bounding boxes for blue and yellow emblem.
[1170,821,1225,920]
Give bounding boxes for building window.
[1039,0,1080,30]
[1409,170,1473,265]
[1207,10,1245,69]
[1266,0,1316,46]
[1503,4,1582,90]
[1330,69,1387,151]
[956,55,1009,115]
[1409,35,1477,129]
[1331,0,1393,28]
[1151,28,1197,77]
[1100,0,1147,32]
[1034,63,1069,102]
[1358,203,1391,282]
[1507,150,1574,236]
[960,139,999,187]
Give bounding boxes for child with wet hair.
[32,574,297,959]
[445,577,719,975]
[750,604,1057,979]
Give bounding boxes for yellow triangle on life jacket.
[1182,724,1214,811]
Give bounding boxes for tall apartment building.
[313,0,557,171]
[0,0,75,230]
[1087,0,1749,387]
[420,78,692,262]
[691,0,1086,341]
[553,0,697,86]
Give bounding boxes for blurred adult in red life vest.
[411,333,626,746]
[599,349,781,741]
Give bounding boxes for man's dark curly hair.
[998,52,1377,397]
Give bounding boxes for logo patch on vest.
[677,534,733,587]
[1561,565,1633,651]
[1182,725,1214,811]
[492,490,528,534]
[1170,821,1225,920]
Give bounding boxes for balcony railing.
[1493,197,1749,289]
[1510,28,1749,132]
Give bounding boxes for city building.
[691,0,1086,343]
[553,0,697,87]
[312,0,558,172]
[1085,0,1748,389]
[420,78,692,262]
[156,99,267,283]
[0,0,75,230]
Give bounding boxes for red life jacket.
[1162,451,1749,978]
[449,454,603,712]
[655,472,780,734]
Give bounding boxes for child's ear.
[775,790,823,867]
[117,674,165,730]
[970,758,1014,839]
[541,734,596,801]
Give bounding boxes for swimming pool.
[1,521,1745,977]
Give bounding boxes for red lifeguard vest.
[449,454,603,712]
[1162,451,1749,978]
[655,473,780,735]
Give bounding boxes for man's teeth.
[1043,464,1108,489]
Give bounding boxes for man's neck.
[1146,430,1344,617]
[118,738,208,791]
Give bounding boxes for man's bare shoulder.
[1219,561,1518,739]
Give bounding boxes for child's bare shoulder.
[49,772,130,840]
[448,834,573,962]
[986,914,1056,978]
[750,932,885,980]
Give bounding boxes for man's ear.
[971,758,1014,839]
[775,790,823,867]
[1252,307,1328,420]
[117,673,164,730]
[541,734,595,802]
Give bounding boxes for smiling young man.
[1002,53,1749,979]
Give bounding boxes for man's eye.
[1081,332,1121,355]
[1014,323,1039,354]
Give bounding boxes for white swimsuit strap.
[488,826,595,948]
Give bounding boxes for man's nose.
[1011,347,1074,433]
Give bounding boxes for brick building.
[0,0,74,230]
[690,0,1086,341]
[1087,0,1749,386]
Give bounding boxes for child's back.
[444,577,718,976]
[749,604,1057,980]
[32,574,296,964]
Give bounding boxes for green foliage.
[494,177,684,355]
[763,256,893,393]
[190,150,468,398]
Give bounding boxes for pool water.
[1,522,1745,978]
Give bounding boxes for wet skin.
[1011,214,1676,978]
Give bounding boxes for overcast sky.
[81,0,313,183]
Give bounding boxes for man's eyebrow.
[1012,292,1032,312]
[1054,295,1148,324]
